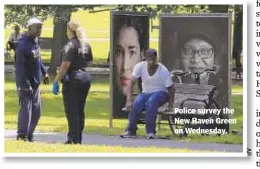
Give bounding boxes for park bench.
[124,83,223,134]
[39,37,53,51]
[157,83,217,131]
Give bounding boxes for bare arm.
[125,76,138,111]
[126,77,138,102]
[54,61,71,83]
[124,62,142,111]
[7,33,14,50]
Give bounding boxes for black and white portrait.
[160,14,231,108]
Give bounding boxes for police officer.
[52,20,93,144]
[15,18,49,142]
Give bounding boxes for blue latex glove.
[52,81,59,95]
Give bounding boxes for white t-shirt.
[132,61,173,93]
[8,32,21,42]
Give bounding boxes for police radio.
[78,45,93,62]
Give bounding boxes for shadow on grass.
[5,91,110,119]
[5,75,110,119]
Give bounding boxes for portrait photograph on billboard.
[110,11,150,118]
[160,14,231,110]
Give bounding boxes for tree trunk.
[232,5,243,68]
[48,11,71,75]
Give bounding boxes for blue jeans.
[126,91,168,134]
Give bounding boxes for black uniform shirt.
[61,37,93,74]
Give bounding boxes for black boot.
[17,134,27,141]
[64,140,77,144]
[28,134,35,142]
[78,133,82,144]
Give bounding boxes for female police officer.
[52,20,93,144]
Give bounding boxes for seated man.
[120,48,175,139]
[6,25,21,52]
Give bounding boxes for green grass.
[5,41,157,64]
[5,140,217,153]
[4,40,237,66]
[4,41,110,64]
[232,84,243,93]
[4,74,243,144]
[4,40,157,64]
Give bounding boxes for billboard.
[110,11,150,118]
[160,14,232,109]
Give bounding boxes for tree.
[232,5,243,68]
[47,5,100,74]
[4,5,54,27]
[5,5,236,74]
[5,5,99,74]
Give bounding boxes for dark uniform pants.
[17,87,41,137]
[62,71,91,143]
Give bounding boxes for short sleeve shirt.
[9,32,21,42]
[132,61,173,93]
[61,38,93,73]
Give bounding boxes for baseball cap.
[145,48,157,58]
[27,18,42,27]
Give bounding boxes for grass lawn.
[5,140,218,153]
[232,84,243,93]
[4,40,236,66]
[5,41,110,64]
[5,40,159,64]
[4,74,243,145]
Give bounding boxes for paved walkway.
[5,130,243,152]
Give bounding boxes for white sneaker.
[146,133,155,139]
[120,131,137,138]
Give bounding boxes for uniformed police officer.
[15,18,49,142]
[52,20,93,144]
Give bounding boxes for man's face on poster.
[115,26,142,94]
[181,37,214,84]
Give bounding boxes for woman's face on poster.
[115,26,142,94]
[181,37,215,84]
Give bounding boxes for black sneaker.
[64,140,77,144]
[28,135,34,142]
[120,131,136,138]
[17,134,28,141]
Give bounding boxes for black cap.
[145,48,157,58]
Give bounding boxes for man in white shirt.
[120,49,175,139]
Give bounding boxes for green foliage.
[5,5,234,27]
[4,5,101,27]
[114,5,210,19]
[5,5,53,27]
